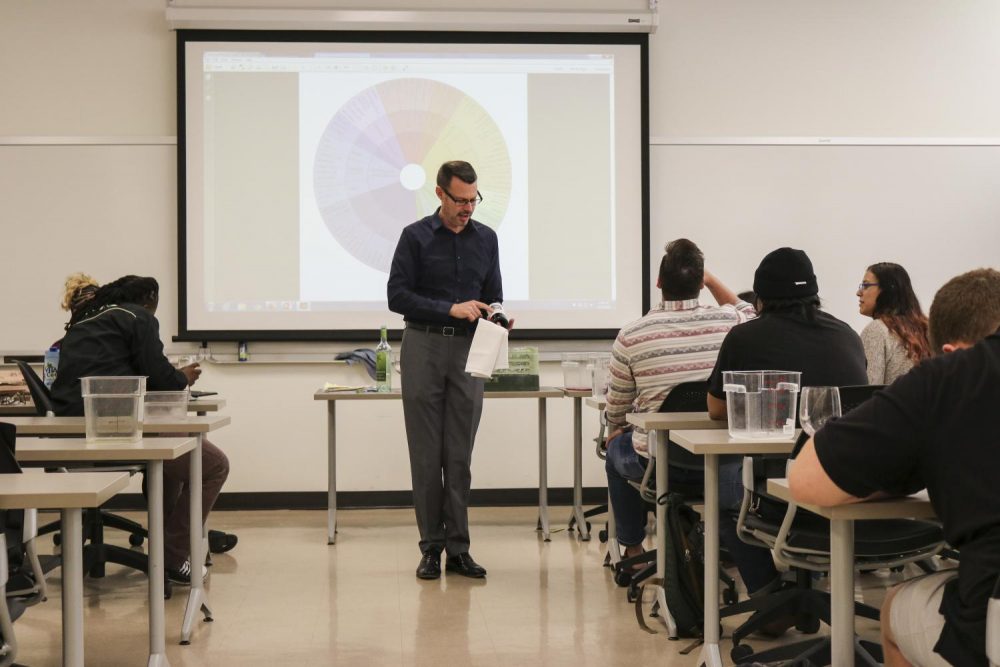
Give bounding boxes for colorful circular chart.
[313,78,512,272]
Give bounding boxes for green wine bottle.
[375,326,392,392]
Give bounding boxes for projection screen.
[177,31,649,340]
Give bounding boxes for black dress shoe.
[445,552,486,578]
[416,551,441,579]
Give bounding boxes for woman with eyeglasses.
[857,262,932,384]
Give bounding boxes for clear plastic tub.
[81,376,146,443]
[144,389,190,419]
[591,354,612,397]
[722,370,801,440]
[561,353,592,391]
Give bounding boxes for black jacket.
[51,304,187,416]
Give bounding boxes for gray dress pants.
[400,327,484,556]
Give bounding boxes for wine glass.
[799,386,842,436]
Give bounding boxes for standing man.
[387,161,502,580]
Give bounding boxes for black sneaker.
[208,529,238,554]
[166,559,208,586]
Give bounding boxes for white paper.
[464,318,509,378]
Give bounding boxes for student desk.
[669,429,798,667]
[560,392,608,542]
[313,387,564,544]
[619,414,726,638]
[4,415,230,646]
[0,398,225,417]
[0,471,129,667]
[15,437,197,667]
[188,397,225,415]
[768,478,936,667]
[562,389,598,540]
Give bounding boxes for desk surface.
[670,429,798,455]
[15,436,197,462]
[0,471,130,509]
[314,387,565,400]
[188,397,225,412]
[3,414,230,435]
[626,411,727,430]
[0,398,226,416]
[768,478,936,520]
[0,404,36,415]
[562,389,593,398]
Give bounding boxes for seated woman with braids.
[51,275,236,584]
[59,272,100,331]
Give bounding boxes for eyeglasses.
[441,187,483,207]
[858,282,879,291]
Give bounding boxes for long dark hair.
[758,295,821,322]
[69,275,159,328]
[868,262,931,363]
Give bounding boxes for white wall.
[2,0,999,496]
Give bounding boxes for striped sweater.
[606,298,756,455]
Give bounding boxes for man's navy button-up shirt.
[387,209,503,327]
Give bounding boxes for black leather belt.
[406,322,472,337]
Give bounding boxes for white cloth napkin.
[464,318,509,378]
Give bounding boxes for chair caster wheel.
[613,568,632,588]
[53,534,62,547]
[598,529,608,542]
[731,643,754,663]
[796,614,821,634]
[722,587,738,605]
[626,586,639,604]
[129,534,145,547]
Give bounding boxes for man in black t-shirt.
[705,248,867,614]
[791,268,1000,667]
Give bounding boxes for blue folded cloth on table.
[335,349,377,380]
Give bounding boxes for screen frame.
[175,29,650,342]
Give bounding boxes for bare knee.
[881,585,914,667]
[881,584,900,629]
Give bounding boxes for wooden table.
[313,388,564,544]
[669,429,798,667]
[16,437,197,667]
[625,412,727,640]
[4,415,230,646]
[1,471,129,667]
[768,478,936,666]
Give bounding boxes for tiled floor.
[9,506,912,666]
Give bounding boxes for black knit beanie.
[753,248,819,299]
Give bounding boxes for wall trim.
[101,487,609,511]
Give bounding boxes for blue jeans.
[607,434,779,594]
[718,459,780,594]
[605,431,703,547]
